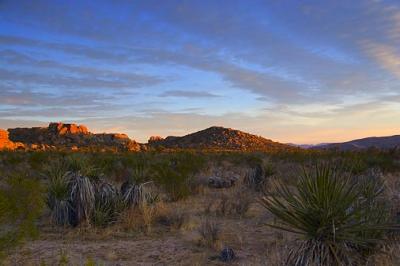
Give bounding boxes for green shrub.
[66,153,101,180]
[153,153,205,201]
[0,174,44,258]
[261,163,398,265]
[92,181,121,227]
[46,173,72,226]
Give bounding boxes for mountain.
[148,126,294,151]
[317,135,400,151]
[2,122,142,151]
[287,143,332,149]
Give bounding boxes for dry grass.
[197,218,221,250]
[204,186,253,218]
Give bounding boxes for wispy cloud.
[160,90,220,98]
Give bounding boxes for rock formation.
[148,126,293,151]
[0,129,25,150]
[5,123,141,151]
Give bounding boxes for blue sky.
[0,0,399,143]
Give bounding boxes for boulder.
[148,136,164,143]
[48,122,89,135]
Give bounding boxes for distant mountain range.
[314,135,400,151]
[1,122,399,151]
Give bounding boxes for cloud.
[160,90,220,98]
[362,42,400,78]
[0,50,164,90]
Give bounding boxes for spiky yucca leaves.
[121,181,157,208]
[69,174,95,226]
[92,181,121,227]
[66,154,100,181]
[261,164,397,266]
[43,159,73,226]
[47,173,72,226]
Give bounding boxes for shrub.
[45,162,72,226]
[0,174,44,258]
[92,181,120,227]
[66,153,100,180]
[209,188,252,217]
[69,173,95,226]
[244,161,275,191]
[153,153,205,201]
[261,163,398,265]
[121,181,157,208]
[198,218,220,248]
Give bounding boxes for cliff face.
[0,129,25,150]
[5,122,141,151]
[148,126,293,151]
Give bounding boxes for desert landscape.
[2,1,400,265]
[1,123,400,265]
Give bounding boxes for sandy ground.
[4,188,290,266]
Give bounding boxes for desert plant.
[245,161,275,191]
[0,174,44,258]
[140,202,158,233]
[66,153,100,180]
[46,171,72,226]
[261,163,397,265]
[92,181,120,227]
[69,173,95,226]
[121,181,157,208]
[92,201,117,227]
[210,188,252,217]
[95,181,119,207]
[198,218,220,248]
[153,153,205,201]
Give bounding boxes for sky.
[0,0,399,144]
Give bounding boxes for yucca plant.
[95,181,119,207]
[44,159,73,226]
[261,163,397,265]
[66,154,100,180]
[92,181,120,227]
[47,172,72,226]
[69,173,95,226]
[121,181,156,208]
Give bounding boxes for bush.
[198,218,220,249]
[45,160,72,226]
[244,161,275,190]
[153,153,205,201]
[91,181,121,227]
[207,188,252,217]
[69,174,95,226]
[0,174,44,258]
[261,163,398,265]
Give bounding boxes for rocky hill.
[2,122,142,151]
[148,126,293,151]
[317,135,400,151]
[0,129,24,150]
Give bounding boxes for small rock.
[208,176,236,188]
[220,247,235,262]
